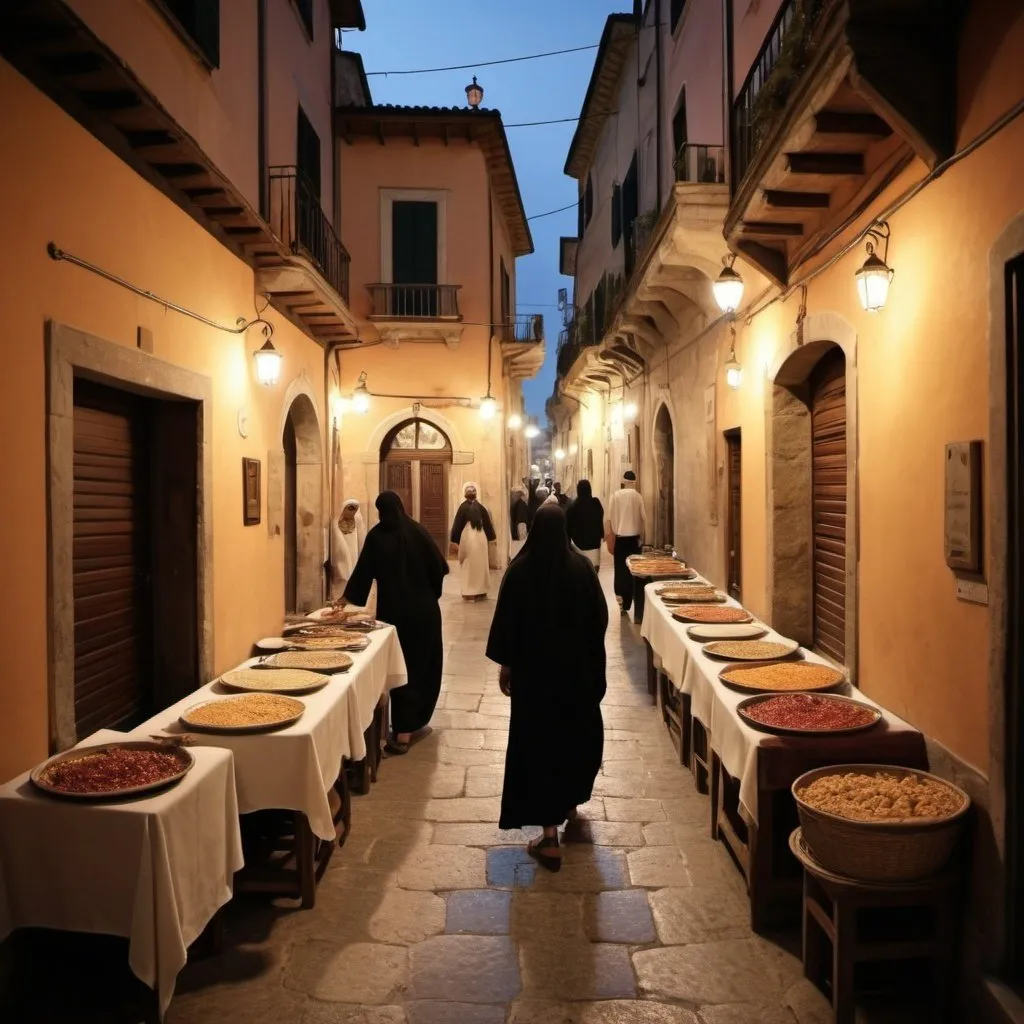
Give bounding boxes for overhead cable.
[365,43,599,77]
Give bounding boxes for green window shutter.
[611,183,622,248]
[392,202,438,285]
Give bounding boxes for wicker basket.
[791,764,970,883]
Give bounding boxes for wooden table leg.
[645,641,657,705]
[633,579,645,625]
[296,812,317,909]
[681,692,693,771]
[832,899,857,1024]
[709,751,722,840]
[802,871,826,988]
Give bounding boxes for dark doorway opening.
[725,428,742,599]
[284,414,298,614]
[653,405,675,549]
[72,377,199,738]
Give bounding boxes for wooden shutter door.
[391,201,438,316]
[384,460,413,519]
[810,348,847,663]
[726,430,742,598]
[419,462,448,555]
[73,382,150,738]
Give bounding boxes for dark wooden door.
[384,460,413,518]
[284,416,297,614]
[419,461,448,554]
[392,200,438,315]
[810,347,847,663]
[72,380,151,738]
[725,429,742,598]
[297,104,321,197]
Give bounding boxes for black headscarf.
[565,479,604,551]
[465,502,484,531]
[374,490,447,584]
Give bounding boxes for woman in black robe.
[341,491,449,754]
[565,478,604,568]
[485,504,608,871]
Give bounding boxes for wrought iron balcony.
[675,144,726,184]
[498,314,544,344]
[367,284,462,320]
[268,166,350,303]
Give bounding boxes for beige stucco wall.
[0,61,329,780]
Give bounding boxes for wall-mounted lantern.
[724,326,742,390]
[465,76,484,109]
[253,337,282,387]
[507,413,522,430]
[855,221,894,313]
[714,253,745,315]
[479,392,497,420]
[352,371,371,414]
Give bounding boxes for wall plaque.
[944,441,981,573]
[243,457,261,526]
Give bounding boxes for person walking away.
[566,479,604,569]
[329,498,366,601]
[450,482,496,600]
[552,482,570,508]
[606,470,646,614]
[509,487,529,561]
[338,491,448,754]
[525,478,541,530]
[534,484,551,506]
[486,505,608,870]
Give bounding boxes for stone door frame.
[45,321,213,752]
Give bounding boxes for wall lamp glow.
[713,253,745,315]
[554,448,566,461]
[724,326,742,390]
[351,371,371,414]
[569,443,578,456]
[524,423,540,439]
[507,413,523,430]
[479,392,497,420]
[855,221,894,313]
[253,335,282,387]
[624,401,638,421]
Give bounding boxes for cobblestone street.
[166,567,835,1024]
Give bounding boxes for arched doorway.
[282,393,323,615]
[653,404,675,548]
[380,418,452,554]
[769,339,850,665]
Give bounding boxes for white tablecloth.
[135,625,407,841]
[641,583,918,823]
[0,731,242,1018]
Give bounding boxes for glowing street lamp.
[507,413,522,430]
[554,448,566,461]
[253,338,282,386]
[479,392,497,420]
[714,254,745,315]
[351,371,370,414]
[855,224,895,313]
[524,423,540,440]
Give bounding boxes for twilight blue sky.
[347,0,612,416]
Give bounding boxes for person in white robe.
[330,498,366,601]
[449,482,496,600]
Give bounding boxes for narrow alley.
[163,569,832,1024]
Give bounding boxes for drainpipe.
[257,0,268,218]
[724,0,735,190]
[654,0,664,210]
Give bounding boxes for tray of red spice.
[736,692,882,737]
[30,741,194,800]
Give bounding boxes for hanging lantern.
[524,423,540,439]
[507,413,522,430]
[253,338,282,386]
[479,393,497,419]
[713,254,745,315]
[624,401,638,421]
[465,76,484,109]
[724,328,742,389]
[855,240,894,313]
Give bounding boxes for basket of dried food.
[792,765,970,882]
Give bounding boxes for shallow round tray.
[671,606,753,625]
[660,590,726,604]
[283,622,381,637]
[263,650,353,673]
[686,623,768,642]
[285,634,371,652]
[180,694,305,734]
[30,741,194,801]
[718,660,846,693]
[219,667,328,694]
[255,636,290,651]
[702,638,801,662]
[737,692,882,736]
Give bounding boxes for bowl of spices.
[672,605,753,624]
[181,693,305,733]
[719,661,845,692]
[738,692,881,736]
[792,765,971,882]
[31,741,194,800]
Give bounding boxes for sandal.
[384,738,410,756]
[526,835,562,873]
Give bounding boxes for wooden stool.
[790,828,961,1023]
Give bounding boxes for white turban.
[464,482,479,497]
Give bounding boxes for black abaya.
[344,491,449,734]
[486,505,608,829]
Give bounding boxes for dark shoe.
[385,739,410,756]
[526,835,562,872]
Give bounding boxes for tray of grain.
[686,623,768,642]
[702,638,800,661]
[181,693,305,733]
[737,692,881,736]
[284,619,381,635]
[284,634,371,652]
[671,605,753,624]
[792,765,971,882]
[263,650,353,673]
[219,667,328,694]
[718,660,845,692]
[659,587,725,604]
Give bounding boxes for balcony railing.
[731,0,824,188]
[675,144,726,184]
[268,166,350,303]
[498,314,544,343]
[367,283,462,319]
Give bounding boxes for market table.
[641,583,928,929]
[135,624,407,905]
[625,553,691,629]
[0,731,242,1020]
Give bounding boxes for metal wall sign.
[944,440,982,574]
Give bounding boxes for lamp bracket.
[864,220,891,264]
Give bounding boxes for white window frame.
[379,188,448,284]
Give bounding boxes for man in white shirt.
[605,470,646,614]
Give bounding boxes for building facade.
[554,0,1024,1008]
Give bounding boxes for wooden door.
[810,348,847,663]
[72,381,150,738]
[284,416,297,614]
[384,460,413,518]
[419,461,448,554]
[725,429,742,598]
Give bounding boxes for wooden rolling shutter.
[385,461,413,519]
[73,385,149,738]
[810,348,847,663]
[726,430,742,598]
[419,462,447,555]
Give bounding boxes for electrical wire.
[527,201,577,221]
[365,43,600,77]
[505,111,616,128]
